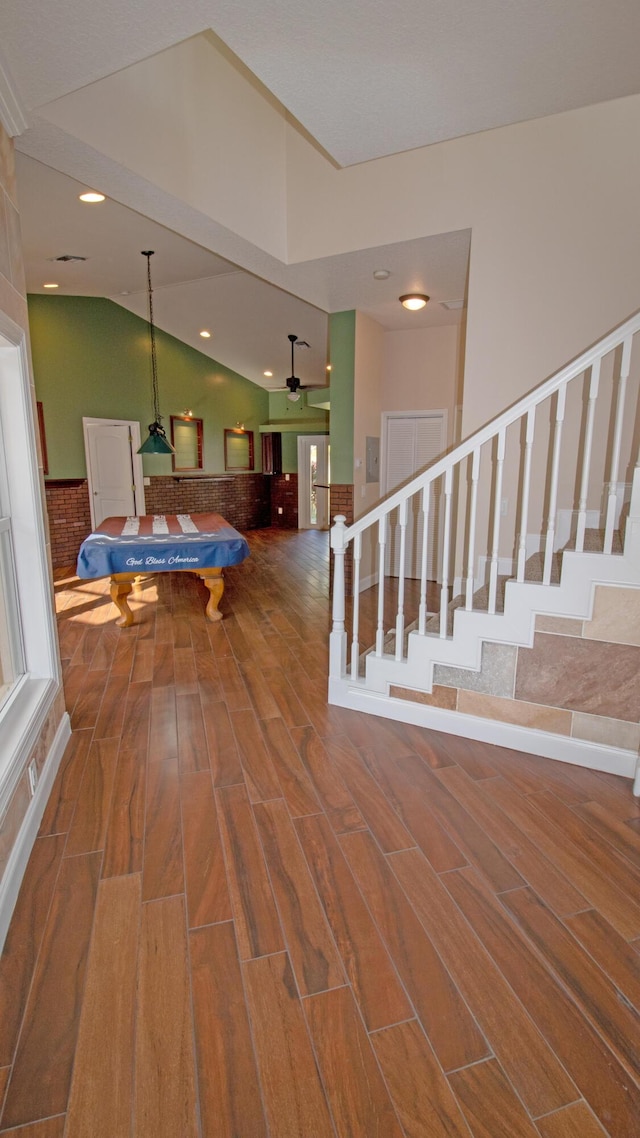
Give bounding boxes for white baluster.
[604,336,632,554]
[329,514,347,678]
[488,429,506,614]
[375,515,387,656]
[575,360,601,553]
[543,385,567,584]
[516,408,536,581]
[395,498,407,660]
[465,449,480,609]
[350,532,361,680]
[439,469,453,638]
[418,483,430,634]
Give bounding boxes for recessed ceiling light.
[199,330,211,339]
[79,191,105,203]
[43,282,59,289]
[263,370,273,377]
[399,293,430,311]
[440,299,464,310]
[373,269,391,280]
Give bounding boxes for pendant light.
[137,250,175,455]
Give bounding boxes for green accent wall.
[28,295,269,478]
[266,390,329,473]
[329,311,355,484]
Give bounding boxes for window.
[171,415,203,471]
[0,442,25,714]
[224,428,254,471]
[0,316,60,816]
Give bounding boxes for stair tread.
[382,529,622,654]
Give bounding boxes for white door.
[297,436,330,529]
[382,411,447,580]
[84,418,145,528]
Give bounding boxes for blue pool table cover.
[77,513,250,578]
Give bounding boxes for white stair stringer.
[328,548,640,782]
[367,550,640,691]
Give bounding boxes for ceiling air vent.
[50,254,87,262]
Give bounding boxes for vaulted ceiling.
[2,0,638,387]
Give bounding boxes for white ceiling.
[3,0,640,167]
[15,153,470,388]
[4,0,638,386]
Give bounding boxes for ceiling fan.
[269,333,326,401]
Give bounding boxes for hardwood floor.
[2,526,640,1136]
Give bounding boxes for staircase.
[329,311,640,787]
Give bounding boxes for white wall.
[40,34,289,260]
[286,96,640,436]
[382,324,460,446]
[38,36,640,444]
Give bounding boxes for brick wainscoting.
[144,474,270,531]
[45,473,272,568]
[329,483,354,592]
[269,474,298,527]
[44,479,92,568]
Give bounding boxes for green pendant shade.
[138,420,175,454]
[137,250,175,456]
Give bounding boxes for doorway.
[381,410,447,579]
[297,435,330,529]
[83,417,146,529]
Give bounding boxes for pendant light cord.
[142,250,160,423]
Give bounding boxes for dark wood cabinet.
[261,432,282,475]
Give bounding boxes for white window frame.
[0,311,60,819]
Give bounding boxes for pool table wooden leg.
[110,573,137,627]
[198,567,224,622]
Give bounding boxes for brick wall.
[44,473,274,568]
[329,483,354,592]
[269,474,298,526]
[44,479,92,568]
[329,483,354,526]
[144,474,270,530]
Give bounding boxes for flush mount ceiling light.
[79,191,105,203]
[400,293,430,311]
[263,370,273,378]
[199,330,211,339]
[137,251,175,456]
[373,269,391,280]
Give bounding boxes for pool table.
[76,512,250,626]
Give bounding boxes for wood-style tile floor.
[2,526,640,1136]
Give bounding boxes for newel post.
[329,515,348,679]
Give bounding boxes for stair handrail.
[331,307,640,550]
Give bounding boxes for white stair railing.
[330,310,640,686]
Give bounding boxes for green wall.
[28,295,269,478]
[266,390,329,473]
[329,311,355,484]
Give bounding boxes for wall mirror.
[171,415,203,471]
[224,428,254,471]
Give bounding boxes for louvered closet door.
[384,413,446,580]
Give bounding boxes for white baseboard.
[0,712,71,953]
[328,679,636,780]
[359,572,379,592]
